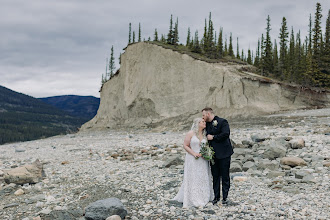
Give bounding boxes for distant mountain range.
[39,95,99,120]
[0,85,99,145]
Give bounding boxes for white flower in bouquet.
[199,139,215,165]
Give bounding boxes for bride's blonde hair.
[191,118,206,138]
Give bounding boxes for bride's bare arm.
[183,131,201,158]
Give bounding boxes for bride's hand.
[193,153,201,158]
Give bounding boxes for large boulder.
[263,140,287,160]
[85,198,127,220]
[230,161,243,172]
[257,159,279,170]
[280,157,307,167]
[4,159,45,185]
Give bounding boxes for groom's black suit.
[206,116,234,201]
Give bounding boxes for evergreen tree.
[254,39,260,67]
[259,34,265,74]
[128,23,132,44]
[308,14,312,53]
[186,27,191,46]
[264,15,273,75]
[133,31,135,43]
[228,33,234,57]
[108,46,115,77]
[295,30,304,83]
[241,49,244,61]
[273,40,280,77]
[236,37,240,59]
[217,27,223,58]
[202,19,208,53]
[288,27,295,81]
[247,48,252,64]
[138,23,141,42]
[161,34,165,43]
[192,30,201,53]
[311,2,323,86]
[167,15,174,44]
[154,28,158,41]
[279,17,289,79]
[224,36,228,56]
[173,17,179,45]
[319,9,330,87]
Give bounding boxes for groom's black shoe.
[212,198,220,205]
[222,198,228,205]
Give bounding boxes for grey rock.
[258,159,279,171]
[164,156,184,168]
[267,171,285,178]
[289,138,305,149]
[230,162,242,172]
[301,174,316,184]
[263,140,287,160]
[242,140,253,148]
[243,161,255,171]
[84,198,127,220]
[251,134,267,142]
[40,209,84,220]
[295,170,310,179]
[232,148,253,158]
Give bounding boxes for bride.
[172,118,214,208]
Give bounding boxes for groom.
[202,107,234,205]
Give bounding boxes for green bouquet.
[200,139,215,165]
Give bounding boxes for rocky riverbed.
[0,108,329,220]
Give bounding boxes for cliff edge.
[81,42,330,131]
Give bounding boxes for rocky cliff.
[81,42,330,131]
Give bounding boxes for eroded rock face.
[4,159,45,185]
[81,42,330,130]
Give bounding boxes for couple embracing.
[173,107,234,208]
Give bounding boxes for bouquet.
[199,139,215,165]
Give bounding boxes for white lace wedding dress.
[172,135,214,208]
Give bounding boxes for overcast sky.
[1,0,329,98]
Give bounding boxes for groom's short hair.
[202,107,213,113]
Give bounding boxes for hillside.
[0,85,86,145]
[81,42,330,131]
[39,95,100,120]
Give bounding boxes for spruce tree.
[138,23,141,42]
[247,48,252,64]
[312,2,323,86]
[308,14,312,53]
[217,27,223,58]
[224,36,228,56]
[279,17,289,79]
[228,33,234,57]
[273,40,280,77]
[203,19,208,53]
[288,27,295,81]
[319,9,330,87]
[128,23,132,44]
[154,29,158,41]
[260,34,265,74]
[254,39,260,67]
[241,49,244,61]
[236,37,240,59]
[109,46,115,77]
[192,30,201,53]
[264,15,273,75]
[167,15,174,44]
[133,31,135,43]
[173,17,179,45]
[186,27,191,47]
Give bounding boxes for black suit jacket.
[206,116,234,159]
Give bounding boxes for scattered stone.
[323,161,330,167]
[106,215,122,220]
[251,134,267,142]
[242,161,255,171]
[39,209,84,220]
[4,159,45,184]
[233,176,248,182]
[4,203,19,209]
[14,189,24,196]
[258,159,278,170]
[263,140,287,160]
[289,138,305,149]
[164,156,184,168]
[267,171,285,178]
[84,198,127,220]
[280,157,307,167]
[230,161,243,172]
[15,147,26,152]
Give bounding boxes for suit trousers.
[211,156,231,200]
